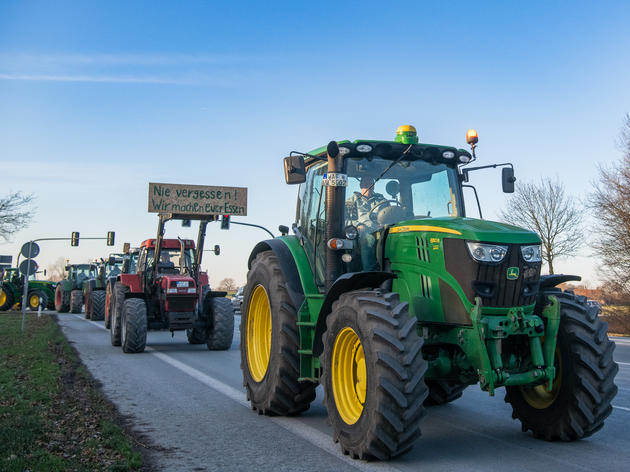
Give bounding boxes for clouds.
[0,52,269,85]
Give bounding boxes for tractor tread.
[321,289,428,460]
[121,298,147,353]
[70,290,83,314]
[505,289,618,441]
[241,251,316,417]
[206,297,235,350]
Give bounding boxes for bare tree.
[47,257,67,282]
[0,192,35,241]
[218,277,237,292]
[499,177,583,274]
[589,114,630,295]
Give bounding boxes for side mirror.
[278,225,289,236]
[283,155,306,185]
[214,245,220,256]
[109,255,116,264]
[502,167,516,193]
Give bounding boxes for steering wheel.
[367,200,402,222]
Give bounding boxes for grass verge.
[0,312,144,471]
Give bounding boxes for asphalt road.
[55,312,630,472]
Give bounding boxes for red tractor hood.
[158,274,197,294]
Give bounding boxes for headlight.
[466,242,508,263]
[521,245,542,262]
[344,225,359,240]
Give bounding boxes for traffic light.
[107,231,115,246]
[220,215,230,230]
[71,231,80,247]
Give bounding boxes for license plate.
[176,281,188,288]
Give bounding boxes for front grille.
[444,239,541,308]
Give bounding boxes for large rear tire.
[0,287,14,311]
[91,290,106,321]
[505,290,618,440]
[55,284,70,313]
[70,290,83,314]
[240,251,316,416]
[121,298,147,354]
[424,379,469,406]
[321,290,428,460]
[206,297,234,350]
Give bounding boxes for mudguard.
[120,273,143,293]
[311,271,396,357]
[539,274,581,289]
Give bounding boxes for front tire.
[321,290,428,460]
[206,297,234,350]
[55,284,70,313]
[505,290,618,440]
[110,282,127,346]
[70,290,83,314]
[27,291,47,311]
[90,290,106,321]
[121,298,147,353]
[240,251,316,415]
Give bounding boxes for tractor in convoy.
[105,248,139,329]
[83,254,124,320]
[55,263,98,314]
[239,125,618,460]
[0,267,56,311]
[109,214,233,353]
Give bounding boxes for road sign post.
[19,242,40,331]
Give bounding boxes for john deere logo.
[507,267,519,280]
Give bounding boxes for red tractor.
[109,214,233,353]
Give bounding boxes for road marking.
[613,405,630,412]
[618,361,630,366]
[69,314,402,472]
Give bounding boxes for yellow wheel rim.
[332,327,367,425]
[246,285,272,382]
[0,289,6,306]
[521,346,563,409]
[30,294,40,308]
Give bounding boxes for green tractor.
[84,255,124,320]
[0,267,57,311]
[239,125,618,460]
[55,263,98,314]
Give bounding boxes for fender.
[312,271,396,357]
[248,239,305,310]
[120,273,143,293]
[539,274,581,290]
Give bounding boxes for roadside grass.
[0,312,144,471]
[601,305,630,336]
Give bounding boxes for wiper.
[362,144,412,197]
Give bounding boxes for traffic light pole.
[227,221,275,238]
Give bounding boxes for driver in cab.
[346,176,388,270]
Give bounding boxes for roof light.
[442,150,455,159]
[356,144,372,153]
[466,129,478,145]
[395,124,419,144]
[339,146,351,155]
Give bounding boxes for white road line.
[68,314,402,472]
[618,361,630,366]
[613,405,630,412]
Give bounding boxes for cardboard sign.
[148,182,247,216]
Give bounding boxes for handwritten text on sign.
[148,182,247,216]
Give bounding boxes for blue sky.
[1,0,629,286]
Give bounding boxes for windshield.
[106,262,123,278]
[345,157,461,232]
[147,248,195,274]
